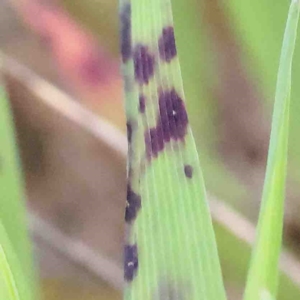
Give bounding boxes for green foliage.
[243,1,300,299]
[226,0,300,187]
[121,0,226,299]
[120,0,300,299]
[0,81,36,299]
[215,219,300,299]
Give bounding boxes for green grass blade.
[0,77,36,299]
[119,0,227,299]
[225,0,300,212]
[0,220,33,300]
[214,211,300,299]
[243,1,300,299]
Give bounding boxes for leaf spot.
[125,185,141,223]
[133,45,155,84]
[120,4,131,62]
[139,95,146,113]
[159,89,188,140]
[126,121,133,144]
[124,244,138,281]
[184,165,193,178]
[159,26,177,62]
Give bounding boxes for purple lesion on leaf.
[139,95,146,113]
[145,127,164,158]
[125,184,141,223]
[159,88,188,139]
[120,3,131,62]
[159,89,188,140]
[184,165,193,178]
[159,26,177,62]
[124,244,138,281]
[145,88,189,159]
[133,45,155,84]
[126,121,133,144]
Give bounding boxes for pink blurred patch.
[14,0,125,129]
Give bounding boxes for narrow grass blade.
[0,75,36,299]
[119,0,227,299]
[243,1,300,299]
[0,220,32,300]
[226,0,300,209]
[214,210,300,299]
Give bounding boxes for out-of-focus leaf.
[0,220,32,300]
[61,0,119,55]
[214,213,300,299]
[0,78,36,299]
[225,0,300,192]
[243,2,300,299]
[41,279,120,300]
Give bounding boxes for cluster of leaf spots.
[122,12,192,285]
[132,26,177,85]
[128,25,188,159]
[124,244,139,281]
[145,89,189,159]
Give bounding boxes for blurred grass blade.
[0,220,32,300]
[120,0,227,299]
[261,290,274,300]
[243,1,300,299]
[0,236,20,300]
[0,75,36,299]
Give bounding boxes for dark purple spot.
[125,185,141,223]
[184,165,193,178]
[133,45,155,84]
[145,127,164,158]
[139,95,146,113]
[120,4,131,62]
[127,122,133,143]
[124,244,138,281]
[159,27,177,62]
[144,89,189,159]
[159,89,188,140]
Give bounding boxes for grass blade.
[119,0,227,299]
[0,220,32,300]
[243,1,300,299]
[0,74,36,299]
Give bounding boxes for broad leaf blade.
[243,1,300,299]
[120,0,227,299]
[0,79,36,299]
